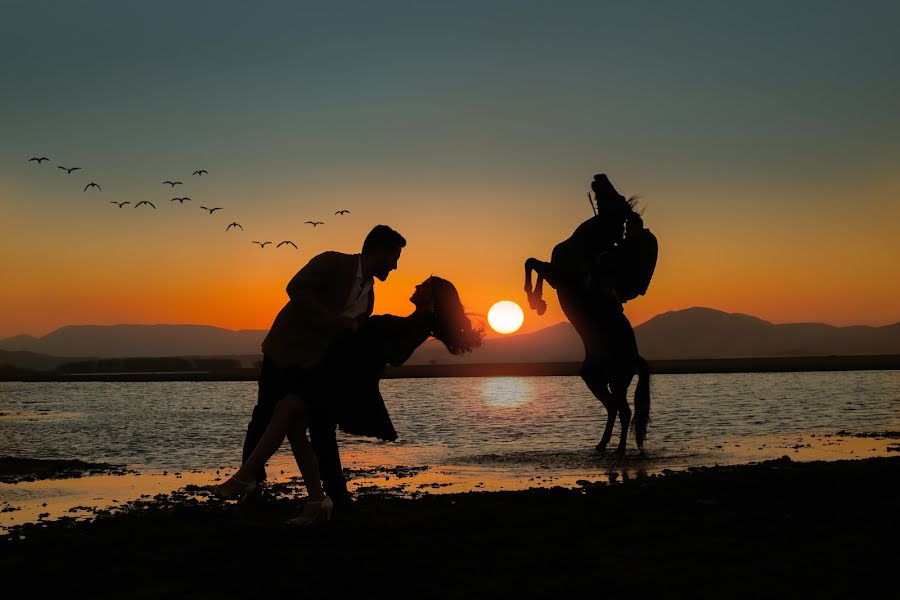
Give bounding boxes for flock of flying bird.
[27,156,351,251]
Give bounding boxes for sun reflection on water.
[479,377,533,409]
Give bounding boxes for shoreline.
[1,455,896,596]
[2,354,899,382]
[3,429,897,537]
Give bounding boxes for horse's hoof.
[594,443,607,453]
[613,447,626,456]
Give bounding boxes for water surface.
[1,372,897,530]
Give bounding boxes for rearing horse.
[524,179,651,454]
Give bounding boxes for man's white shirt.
[339,256,374,318]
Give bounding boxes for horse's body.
[525,214,651,454]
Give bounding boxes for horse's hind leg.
[610,378,632,455]
[581,366,616,452]
[598,406,616,453]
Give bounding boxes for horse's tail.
[633,355,651,449]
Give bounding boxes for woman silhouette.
[209,276,482,525]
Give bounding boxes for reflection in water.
[1,373,897,472]
[0,471,215,535]
[480,377,533,409]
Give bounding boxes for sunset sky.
[2,1,899,340]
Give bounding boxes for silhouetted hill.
[407,307,900,363]
[407,322,583,364]
[0,325,266,358]
[0,334,41,352]
[1,309,898,365]
[634,307,900,359]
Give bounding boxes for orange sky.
[3,4,900,340]
[3,165,899,340]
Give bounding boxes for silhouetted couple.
[209,225,482,525]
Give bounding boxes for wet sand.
[1,456,896,597]
[0,456,133,484]
[3,430,897,533]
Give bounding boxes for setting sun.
[487,300,525,334]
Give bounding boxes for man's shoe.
[329,493,357,517]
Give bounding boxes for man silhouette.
[242,225,406,512]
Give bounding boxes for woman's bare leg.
[226,393,304,487]
[287,421,324,501]
[285,416,334,525]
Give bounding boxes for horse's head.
[591,173,629,215]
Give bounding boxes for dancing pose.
[210,277,481,525]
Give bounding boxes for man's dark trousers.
[241,357,349,500]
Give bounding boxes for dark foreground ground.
[1,457,897,598]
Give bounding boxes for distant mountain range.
[1,308,898,372]
[408,307,900,364]
[0,324,265,360]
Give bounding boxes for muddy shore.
[1,456,896,597]
[0,456,132,484]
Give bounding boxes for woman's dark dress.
[312,314,429,442]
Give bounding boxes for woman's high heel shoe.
[286,496,333,527]
[206,476,257,500]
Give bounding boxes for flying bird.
[163,181,182,187]
[84,182,101,192]
[277,241,298,249]
[110,201,130,208]
[252,241,272,248]
[200,206,222,214]
[135,200,156,209]
[305,221,324,227]
[193,169,208,176]
[28,157,49,163]
[170,197,191,203]
[226,222,243,231]
[58,166,81,174]
[334,210,350,215]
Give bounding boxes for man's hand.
[334,316,359,334]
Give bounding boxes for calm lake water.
[1,371,898,531]
[2,371,898,475]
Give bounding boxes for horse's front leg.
[581,366,615,452]
[524,257,537,296]
[524,258,550,315]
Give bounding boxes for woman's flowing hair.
[428,276,483,355]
